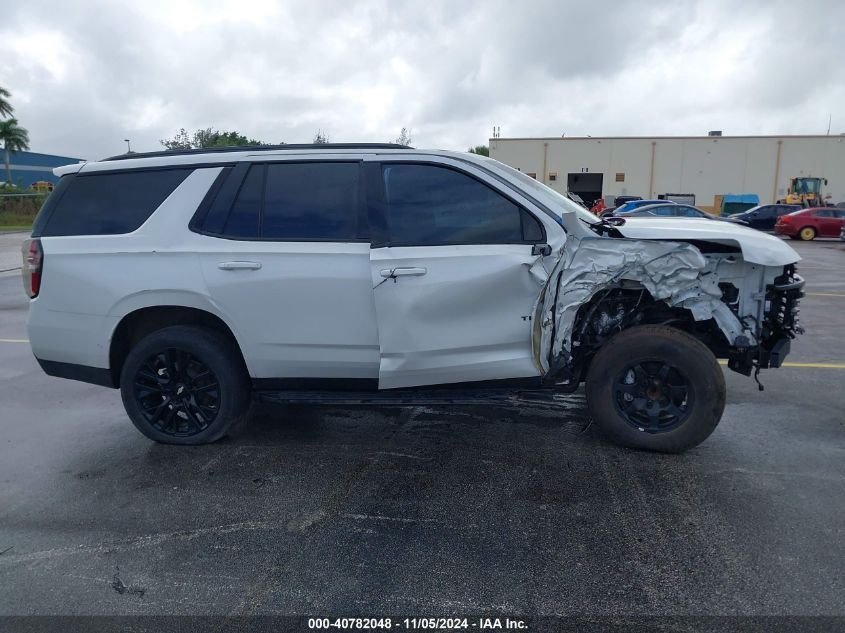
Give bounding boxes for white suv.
[22,144,804,452]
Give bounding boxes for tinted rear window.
[198,162,361,241]
[222,165,263,238]
[30,175,75,237]
[263,162,359,240]
[39,169,191,237]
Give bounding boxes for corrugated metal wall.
[2,151,82,188]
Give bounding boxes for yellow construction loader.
[781,176,828,207]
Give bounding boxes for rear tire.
[585,325,725,453]
[798,226,816,241]
[120,326,251,444]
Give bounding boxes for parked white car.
[23,144,804,452]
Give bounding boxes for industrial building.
[2,150,83,188]
[489,134,845,213]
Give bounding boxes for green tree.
[160,128,192,150]
[467,145,489,157]
[313,130,330,144]
[0,87,13,118]
[213,130,269,147]
[160,127,272,150]
[0,119,30,186]
[393,127,412,146]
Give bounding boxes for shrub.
[0,193,46,228]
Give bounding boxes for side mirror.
[532,243,552,257]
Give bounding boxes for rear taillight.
[22,238,43,298]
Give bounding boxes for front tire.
[585,325,726,453]
[120,326,251,444]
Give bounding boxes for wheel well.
[109,306,245,386]
[550,285,731,384]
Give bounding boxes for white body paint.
[29,149,800,389]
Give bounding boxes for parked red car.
[774,207,845,240]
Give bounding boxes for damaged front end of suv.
[535,214,804,394]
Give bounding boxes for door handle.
[218,261,262,271]
[380,267,427,278]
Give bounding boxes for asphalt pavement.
[0,237,843,622]
[0,231,26,276]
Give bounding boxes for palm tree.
[0,119,30,186]
[0,87,12,118]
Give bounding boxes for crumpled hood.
[613,218,800,266]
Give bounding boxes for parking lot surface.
[0,232,26,277]
[0,237,843,618]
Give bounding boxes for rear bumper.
[774,224,796,236]
[36,358,117,388]
[27,303,111,370]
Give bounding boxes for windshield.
[792,178,820,194]
[475,156,600,224]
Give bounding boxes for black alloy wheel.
[133,348,221,437]
[612,361,692,433]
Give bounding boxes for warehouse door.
[567,173,603,207]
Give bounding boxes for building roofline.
[9,149,84,161]
[490,134,845,142]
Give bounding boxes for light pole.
[124,139,132,153]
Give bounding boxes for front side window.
[381,164,533,245]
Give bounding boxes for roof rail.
[104,143,412,161]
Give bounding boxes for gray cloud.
[1,0,843,160]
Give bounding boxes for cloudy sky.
[1,0,844,160]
